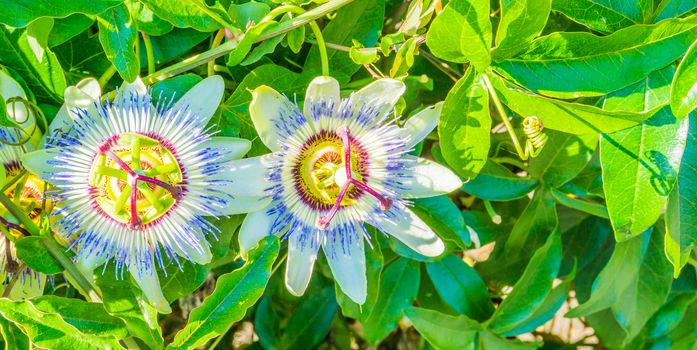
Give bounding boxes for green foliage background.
[0,0,696,348]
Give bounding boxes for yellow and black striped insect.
[521,116,548,160]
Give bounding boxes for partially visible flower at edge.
[223,76,462,304]
[21,76,265,313]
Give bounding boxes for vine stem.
[142,32,156,76]
[481,73,527,159]
[261,4,329,77]
[142,0,354,84]
[308,21,329,76]
[0,192,103,303]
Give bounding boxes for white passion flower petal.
[345,78,405,126]
[401,156,463,198]
[129,262,172,314]
[193,137,251,162]
[250,85,296,152]
[238,206,276,257]
[304,76,340,129]
[45,78,101,146]
[212,154,273,197]
[21,148,62,185]
[371,205,445,257]
[323,226,367,304]
[401,102,443,149]
[285,229,320,297]
[0,69,30,124]
[218,195,271,216]
[119,76,147,97]
[172,75,225,126]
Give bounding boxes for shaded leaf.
[363,258,420,344]
[494,0,551,59]
[280,286,338,350]
[438,68,491,180]
[425,255,493,321]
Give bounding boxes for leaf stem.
[142,32,156,76]
[481,73,527,160]
[143,0,354,84]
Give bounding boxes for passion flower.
[224,76,462,303]
[22,76,265,313]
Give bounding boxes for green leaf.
[551,0,637,34]
[169,236,279,349]
[97,3,138,82]
[31,296,127,338]
[412,196,471,250]
[406,307,479,350]
[438,68,491,179]
[95,267,165,350]
[425,255,493,321]
[671,39,697,119]
[139,28,209,67]
[480,190,558,283]
[494,16,697,98]
[656,0,697,21]
[425,0,491,71]
[529,130,598,187]
[601,107,689,240]
[0,298,125,349]
[0,317,29,350]
[489,73,662,134]
[665,114,697,276]
[48,14,95,48]
[0,19,66,102]
[601,65,675,113]
[493,0,551,59]
[241,23,286,65]
[349,46,378,65]
[151,74,202,103]
[462,160,538,200]
[488,227,561,335]
[160,260,209,302]
[14,237,63,274]
[127,1,174,36]
[139,0,233,32]
[645,292,697,339]
[407,307,536,350]
[305,0,385,82]
[280,286,339,350]
[568,228,673,343]
[287,26,305,54]
[229,1,270,29]
[0,0,120,28]
[362,258,420,344]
